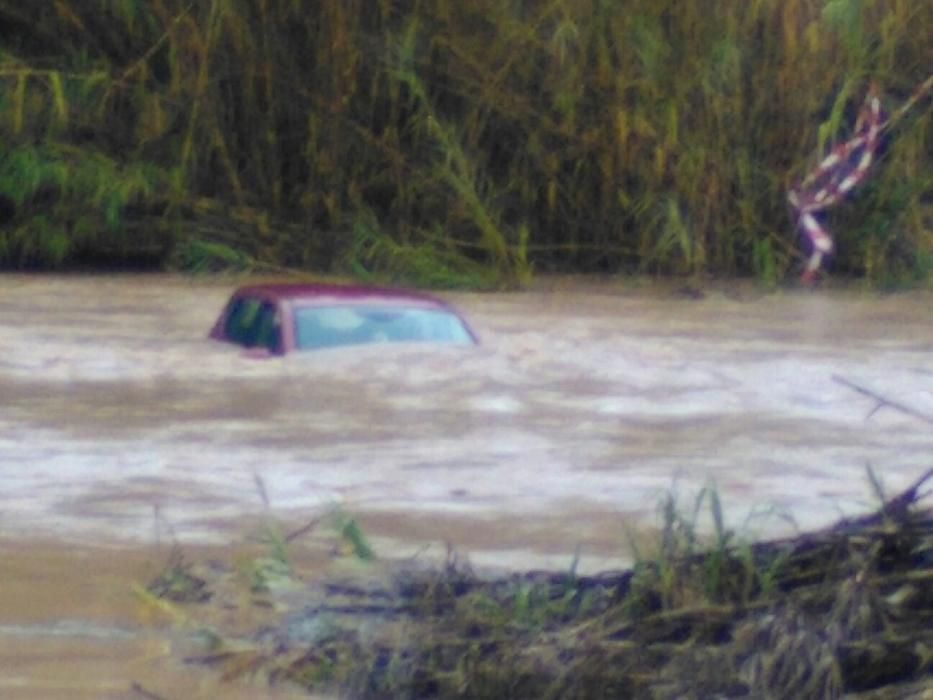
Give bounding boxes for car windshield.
[293,305,474,350]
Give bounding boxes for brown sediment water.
[1,273,931,695]
[0,538,322,699]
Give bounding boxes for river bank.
[3,470,928,699]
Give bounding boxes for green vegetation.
[333,511,376,562]
[0,1,929,285]
[143,470,933,698]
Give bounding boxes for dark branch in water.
[285,516,323,543]
[831,467,933,532]
[252,472,271,510]
[130,682,171,700]
[832,374,933,425]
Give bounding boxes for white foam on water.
[1,275,932,559]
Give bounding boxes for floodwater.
[1,273,932,696]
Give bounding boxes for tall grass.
[0,0,929,283]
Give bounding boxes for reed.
[0,0,929,283]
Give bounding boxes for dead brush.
[146,545,212,604]
[144,505,212,604]
[177,469,933,699]
[736,605,844,700]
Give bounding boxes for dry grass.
[145,470,933,699]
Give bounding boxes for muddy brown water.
[1,273,932,697]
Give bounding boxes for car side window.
[224,298,282,352]
[253,303,282,353]
[224,298,261,346]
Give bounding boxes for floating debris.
[181,470,933,698]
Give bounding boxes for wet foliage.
[153,470,933,699]
[0,1,930,284]
[146,547,212,603]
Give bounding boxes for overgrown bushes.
[0,0,930,284]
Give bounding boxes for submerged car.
[209,282,478,355]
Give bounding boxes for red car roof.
[231,282,451,306]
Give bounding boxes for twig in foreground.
[832,467,933,531]
[832,374,933,425]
